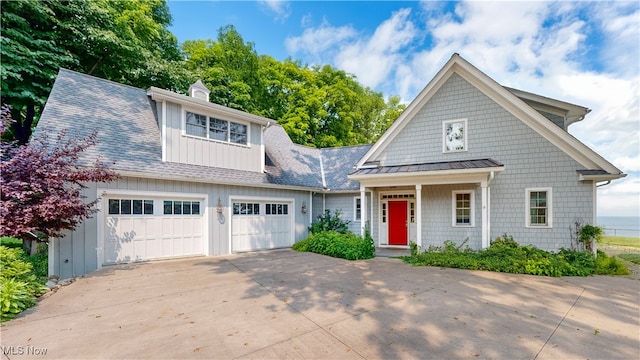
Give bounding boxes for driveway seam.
[224,258,367,359]
[534,287,585,360]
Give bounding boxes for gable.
[357,54,624,179]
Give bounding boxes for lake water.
[597,216,640,238]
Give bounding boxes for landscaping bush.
[293,230,375,260]
[402,234,627,277]
[308,210,350,234]
[0,245,48,322]
[595,250,631,275]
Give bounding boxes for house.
[35,54,625,278]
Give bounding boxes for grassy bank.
[600,236,640,249]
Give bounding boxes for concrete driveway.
[1,250,638,359]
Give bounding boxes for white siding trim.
[525,187,553,228]
[161,101,167,162]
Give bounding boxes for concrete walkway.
[1,250,638,359]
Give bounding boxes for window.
[452,191,474,227]
[410,202,415,223]
[233,202,260,215]
[209,118,228,141]
[354,197,361,221]
[266,203,288,215]
[184,111,248,145]
[163,200,201,215]
[443,119,467,152]
[108,199,154,215]
[230,122,248,145]
[186,112,207,137]
[526,188,552,227]
[382,203,387,223]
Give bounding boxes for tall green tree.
[1,0,186,144]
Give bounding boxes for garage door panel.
[104,197,205,264]
[231,201,292,252]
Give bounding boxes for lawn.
[600,236,640,249]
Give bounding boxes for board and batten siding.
[162,101,263,172]
[50,177,311,279]
[369,73,593,251]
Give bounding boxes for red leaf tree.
[1,105,118,250]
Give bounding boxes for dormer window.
[185,111,248,146]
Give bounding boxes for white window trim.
[452,190,475,227]
[442,118,468,153]
[525,187,553,228]
[182,109,251,148]
[354,196,361,222]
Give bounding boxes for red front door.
[388,201,408,245]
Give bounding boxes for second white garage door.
[104,197,205,264]
[231,201,293,252]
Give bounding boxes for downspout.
[308,191,313,224]
[596,181,611,188]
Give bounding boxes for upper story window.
[526,188,552,228]
[185,111,248,146]
[443,119,467,153]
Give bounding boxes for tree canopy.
[1,0,187,144]
[1,2,404,147]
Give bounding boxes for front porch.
[349,159,505,250]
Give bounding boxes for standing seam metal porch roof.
[350,159,504,176]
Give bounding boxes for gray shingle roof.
[37,69,368,191]
[350,158,504,176]
[321,145,372,191]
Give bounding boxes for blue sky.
[168,1,640,217]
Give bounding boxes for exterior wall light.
[301,201,307,214]
[216,198,223,214]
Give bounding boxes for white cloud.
[284,19,358,64]
[258,0,291,22]
[285,0,639,216]
[334,8,416,89]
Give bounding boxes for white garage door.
[231,201,293,252]
[104,198,204,264]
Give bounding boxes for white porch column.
[481,183,489,249]
[415,184,422,248]
[360,186,367,237]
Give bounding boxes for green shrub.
[1,278,37,321]
[402,235,622,277]
[292,238,310,252]
[308,210,350,234]
[0,246,48,322]
[20,244,49,281]
[295,230,375,260]
[0,236,23,248]
[595,250,630,275]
